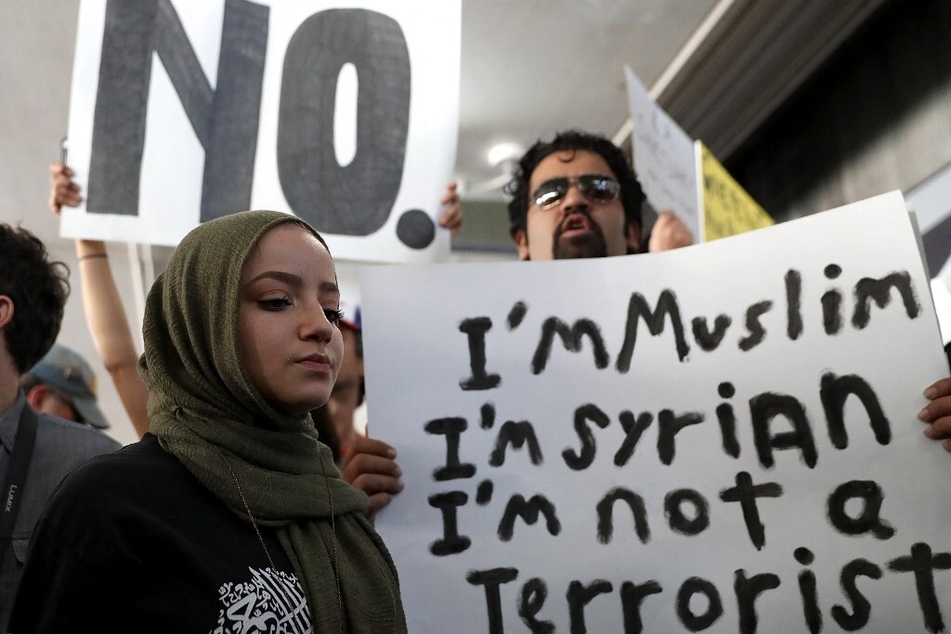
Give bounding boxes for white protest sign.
[625,66,701,242]
[362,191,951,633]
[62,0,460,263]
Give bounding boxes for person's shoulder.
[29,435,193,567]
[60,433,174,481]
[35,411,122,454]
[41,434,185,514]
[29,413,122,484]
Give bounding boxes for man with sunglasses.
[506,129,691,260]
[0,223,119,630]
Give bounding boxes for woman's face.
[237,224,344,416]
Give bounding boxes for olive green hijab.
[141,210,405,632]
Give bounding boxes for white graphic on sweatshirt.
[212,567,312,634]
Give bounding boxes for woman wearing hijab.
[11,211,406,632]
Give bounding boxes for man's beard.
[552,212,608,259]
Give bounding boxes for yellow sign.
[699,141,774,241]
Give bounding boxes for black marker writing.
[425,416,475,481]
[531,317,609,374]
[734,568,781,634]
[738,300,773,352]
[657,409,705,465]
[489,421,544,467]
[562,404,610,471]
[827,480,895,539]
[795,547,822,634]
[620,580,663,634]
[831,558,881,630]
[428,491,470,556]
[567,579,613,634]
[614,410,653,467]
[823,264,844,335]
[459,317,501,391]
[786,269,803,340]
[750,392,817,469]
[596,487,649,545]
[676,577,723,632]
[888,542,951,633]
[616,290,690,372]
[720,471,783,551]
[852,271,920,329]
[498,494,561,541]
[518,578,554,634]
[820,372,891,449]
[716,381,741,458]
[691,314,731,351]
[665,488,710,536]
[467,567,518,634]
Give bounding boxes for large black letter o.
[279,9,410,235]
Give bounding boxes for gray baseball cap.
[28,344,110,429]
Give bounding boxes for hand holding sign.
[341,435,404,521]
[920,376,951,450]
[648,209,693,252]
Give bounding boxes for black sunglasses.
[531,174,621,210]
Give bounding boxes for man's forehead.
[529,149,617,187]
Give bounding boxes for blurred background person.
[20,343,110,429]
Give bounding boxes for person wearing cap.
[0,222,120,631]
[20,343,110,430]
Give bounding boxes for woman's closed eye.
[258,296,292,311]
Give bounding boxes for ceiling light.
[487,142,525,168]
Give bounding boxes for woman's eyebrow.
[245,270,305,287]
[245,272,340,297]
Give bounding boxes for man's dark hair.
[504,130,646,241]
[0,224,70,374]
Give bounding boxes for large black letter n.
[88,0,268,221]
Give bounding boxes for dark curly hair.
[504,130,645,242]
[0,224,70,374]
